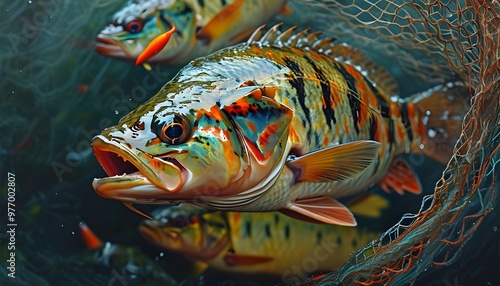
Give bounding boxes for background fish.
[139,202,382,279]
[95,0,289,65]
[92,24,471,225]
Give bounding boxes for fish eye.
[171,216,188,228]
[124,17,144,33]
[159,114,191,145]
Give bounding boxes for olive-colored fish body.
[139,204,380,278]
[96,0,288,65]
[92,25,471,225]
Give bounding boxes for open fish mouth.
[95,34,129,59]
[92,135,186,202]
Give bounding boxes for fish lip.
[92,135,185,198]
[95,34,129,59]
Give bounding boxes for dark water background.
[0,1,498,285]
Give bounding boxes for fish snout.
[92,135,185,195]
[95,34,129,59]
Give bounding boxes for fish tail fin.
[410,81,473,165]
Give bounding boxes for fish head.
[139,204,229,260]
[92,65,293,206]
[95,0,197,63]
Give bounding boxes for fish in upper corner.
[139,200,384,279]
[91,24,472,225]
[95,0,290,66]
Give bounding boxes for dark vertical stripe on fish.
[337,236,342,245]
[265,223,271,238]
[388,119,395,150]
[197,0,205,8]
[245,221,252,238]
[274,213,280,225]
[305,57,337,127]
[316,231,323,245]
[369,115,377,141]
[369,115,381,176]
[284,224,290,240]
[366,79,391,118]
[335,63,360,133]
[283,58,311,138]
[400,102,413,142]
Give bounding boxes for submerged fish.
[92,24,471,225]
[139,203,382,278]
[77,222,177,285]
[95,0,289,65]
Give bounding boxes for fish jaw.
[95,33,135,60]
[92,134,186,201]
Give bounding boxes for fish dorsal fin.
[247,24,399,96]
[327,43,400,96]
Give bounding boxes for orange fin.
[286,197,357,226]
[79,221,103,250]
[377,158,422,195]
[286,140,380,182]
[223,253,274,266]
[196,0,244,44]
[135,25,176,66]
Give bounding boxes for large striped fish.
[95,0,289,65]
[92,24,471,225]
[139,202,382,279]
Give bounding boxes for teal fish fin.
[377,158,422,195]
[286,140,380,182]
[285,197,357,226]
[223,253,274,266]
[347,194,390,218]
[222,88,293,162]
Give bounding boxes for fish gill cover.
[0,0,498,285]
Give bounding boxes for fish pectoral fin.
[377,158,422,195]
[223,253,274,266]
[196,0,244,44]
[286,140,380,182]
[347,194,389,218]
[285,197,357,226]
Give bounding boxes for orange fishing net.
[294,0,499,284]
